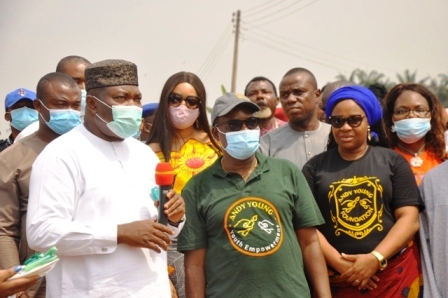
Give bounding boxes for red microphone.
[155,162,175,225]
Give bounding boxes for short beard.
[254,107,272,119]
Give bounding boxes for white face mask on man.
[92,95,142,139]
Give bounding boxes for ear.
[33,99,43,113]
[86,95,97,114]
[143,123,152,133]
[4,112,11,122]
[315,89,321,101]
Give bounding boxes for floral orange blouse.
[156,138,219,193]
[394,148,443,185]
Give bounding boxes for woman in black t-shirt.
[302,85,423,297]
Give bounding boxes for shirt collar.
[212,151,269,178]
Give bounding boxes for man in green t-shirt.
[177,92,331,298]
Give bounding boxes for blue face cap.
[5,88,36,110]
[142,103,159,118]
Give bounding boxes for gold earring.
[367,126,371,141]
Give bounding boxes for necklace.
[221,158,258,180]
[397,143,425,168]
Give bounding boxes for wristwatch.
[168,215,186,227]
[370,250,387,270]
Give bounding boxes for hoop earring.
[367,126,371,142]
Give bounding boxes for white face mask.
[93,95,142,139]
[169,105,199,129]
[392,118,431,144]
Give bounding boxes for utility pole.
[231,10,241,92]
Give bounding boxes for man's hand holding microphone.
[117,162,185,252]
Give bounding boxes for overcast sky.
[1,0,447,136]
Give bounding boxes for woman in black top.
[302,85,423,297]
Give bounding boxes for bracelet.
[370,250,388,270]
[168,215,186,227]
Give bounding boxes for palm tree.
[336,69,393,89]
[428,73,448,106]
[396,69,429,85]
[335,69,448,107]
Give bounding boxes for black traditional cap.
[85,59,138,91]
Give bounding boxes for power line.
[242,22,399,74]
[245,0,304,23]
[197,22,232,79]
[241,25,365,71]
[241,32,352,73]
[242,0,286,18]
[197,22,231,76]
[200,29,232,81]
[201,33,232,81]
[249,0,319,27]
[241,0,278,13]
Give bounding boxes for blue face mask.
[80,89,87,118]
[93,96,142,139]
[9,107,38,131]
[40,101,81,135]
[132,130,141,139]
[218,129,260,160]
[391,118,431,144]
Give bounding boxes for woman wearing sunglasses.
[302,85,423,297]
[147,71,221,298]
[382,83,446,185]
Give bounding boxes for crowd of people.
[0,55,447,298]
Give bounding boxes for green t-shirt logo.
[224,197,283,257]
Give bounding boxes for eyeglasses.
[168,93,201,109]
[214,117,259,132]
[329,115,364,128]
[393,108,430,118]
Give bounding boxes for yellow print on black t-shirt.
[329,176,384,240]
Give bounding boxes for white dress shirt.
[27,124,183,298]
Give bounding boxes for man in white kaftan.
[27,59,185,298]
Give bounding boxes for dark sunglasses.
[214,117,259,132]
[329,115,364,128]
[168,93,201,109]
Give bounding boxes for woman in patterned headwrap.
[302,85,424,297]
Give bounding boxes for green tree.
[428,73,448,106]
[335,69,448,107]
[396,69,429,85]
[336,69,393,88]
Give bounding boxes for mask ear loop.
[215,126,226,135]
[90,95,112,124]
